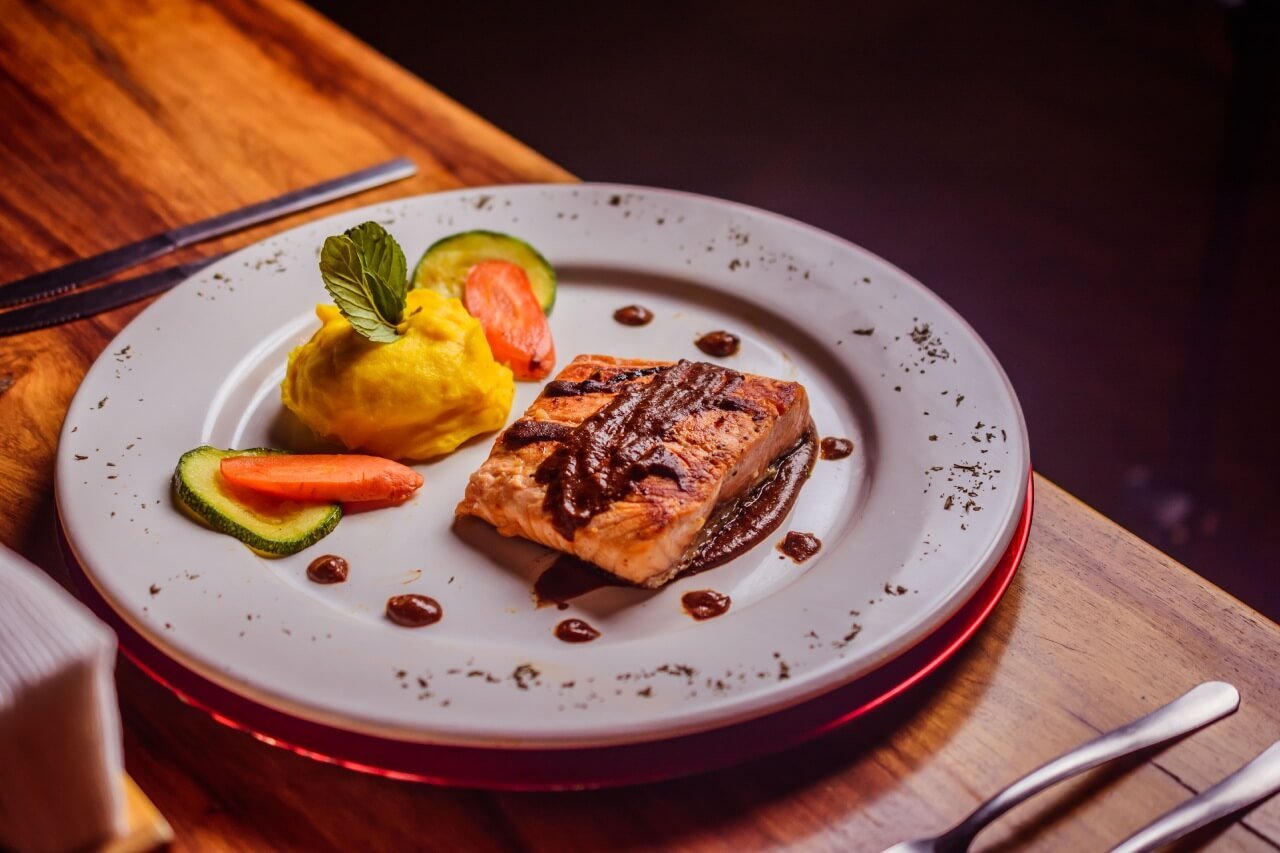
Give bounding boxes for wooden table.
[1,1,1277,849]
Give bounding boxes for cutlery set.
[0,157,417,337]
[885,682,1280,852]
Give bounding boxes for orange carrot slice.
[219,454,423,503]
[463,260,555,381]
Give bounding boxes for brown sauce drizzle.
[534,554,624,609]
[554,618,601,642]
[613,305,654,326]
[678,427,818,576]
[536,360,759,540]
[682,589,731,620]
[778,531,822,562]
[306,554,348,584]
[695,330,741,357]
[385,594,443,627]
[819,436,854,460]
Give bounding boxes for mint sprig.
[319,221,408,343]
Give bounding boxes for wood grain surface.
[1,1,1278,850]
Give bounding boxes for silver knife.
[0,157,417,309]
[0,254,227,338]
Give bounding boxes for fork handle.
[947,682,1240,847]
[1109,740,1280,853]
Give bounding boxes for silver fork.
[882,681,1240,853]
[1110,739,1280,852]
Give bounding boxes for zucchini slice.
[412,230,557,314]
[172,447,341,557]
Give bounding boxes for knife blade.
[0,254,227,338]
[0,157,417,309]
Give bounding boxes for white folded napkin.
[0,545,126,853]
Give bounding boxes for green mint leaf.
[344,221,407,324]
[319,234,400,342]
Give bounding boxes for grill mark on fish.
[542,365,668,398]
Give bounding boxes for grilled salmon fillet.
[456,354,811,587]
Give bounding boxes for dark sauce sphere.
[386,594,443,627]
[554,618,601,642]
[307,555,349,584]
[819,437,854,460]
[695,330,741,357]
[778,531,822,562]
[682,589,731,620]
[613,305,654,326]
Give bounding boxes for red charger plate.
[62,473,1032,790]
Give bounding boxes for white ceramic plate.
[56,184,1028,749]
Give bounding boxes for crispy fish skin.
[456,355,809,587]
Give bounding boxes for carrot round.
[219,454,423,503]
[463,260,555,381]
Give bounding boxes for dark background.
[308,0,1279,619]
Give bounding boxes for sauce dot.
[554,618,601,642]
[778,532,822,562]
[682,589,731,620]
[613,305,654,326]
[695,330,740,357]
[819,437,854,460]
[306,555,348,584]
[386,594,443,627]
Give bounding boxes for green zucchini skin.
[172,446,341,557]
[412,230,557,314]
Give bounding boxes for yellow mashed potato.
[282,289,513,460]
